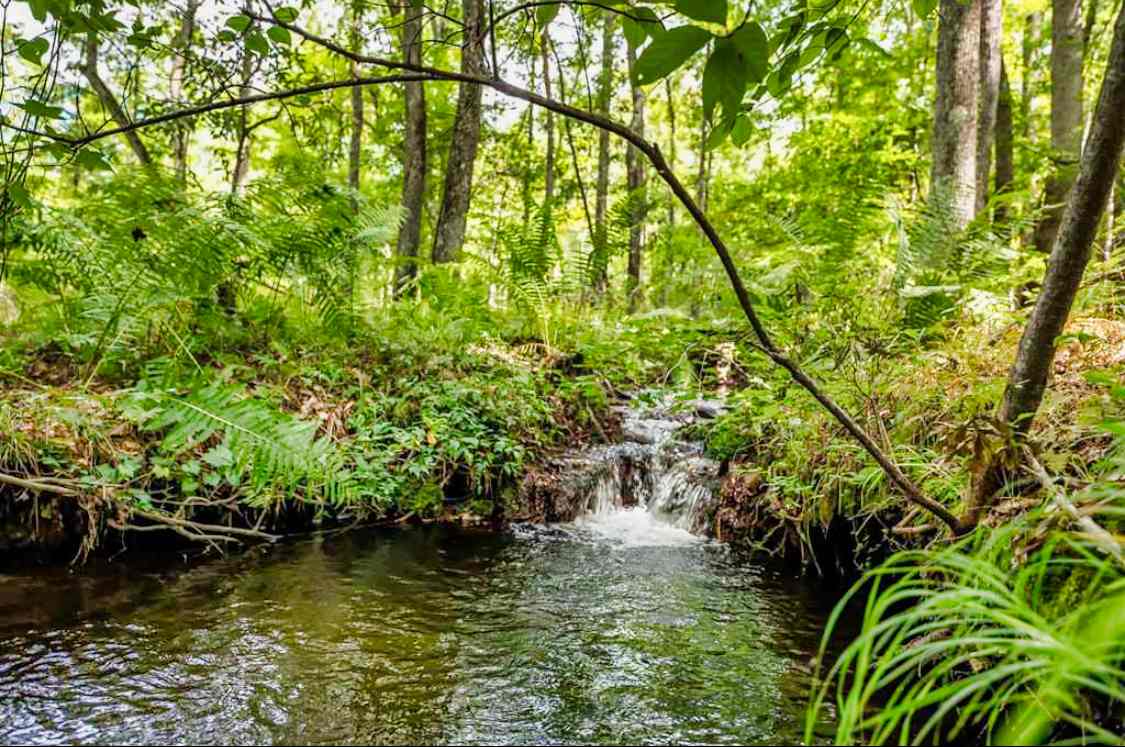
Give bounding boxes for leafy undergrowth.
[695,311,1125,575]
[0,295,743,560]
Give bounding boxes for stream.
[0,402,846,745]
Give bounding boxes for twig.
[1025,449,1125,567]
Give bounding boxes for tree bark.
[1033,0,1085,251]
[697,113,710,213]
[665,77,677,229]
[541,27,556,205]
[976,0,1003,216]
[348,2,364,202]
[591,14,614,294]
[931,0,981,228]
[970,0,1125,523]
[230,7,255,195]
[169,0,199,181]
[394,0,427,296]
[80,33,153,166]
[624,33,647,311]
[432,0,484,263]
[1022,12,1041,139]
[995,57,1015,224]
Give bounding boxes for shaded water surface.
[0,517,841,745]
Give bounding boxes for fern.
[132,370,353,506]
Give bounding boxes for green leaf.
[272,6,299,23]
[912,0,938,18]
[28,0,49,22]
[705,117,732,150]
[674,0,727,26]
[537,2,560,28]
[730,21,769,84]
[75,148,111,171]
[217,29,237,43]
[246,31,270,56]
[6,182,32,210]
[18,37,50,66]
[20,99,64,119]
[267,25,291,45]
[203,442,235,468]
[731,114,753,146]
[633,26,712,86]
[226,14,252,33]
[622,19,647,48]
[701,39,746,123]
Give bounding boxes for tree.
[394,0,427,296]
[79,32,152,167]
[591,14,615,294]
[1033,0,1085,251]
[168,0,199,182]
[976,0,1003,215]
[432,0,485,263]
[931,0,981,227]
[970,0,1125,523]
[625,32,646,310]
[994,58,1015,223]
[230,5,256,195]
[348,1,365,202]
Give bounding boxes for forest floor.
[1,305,1123,571]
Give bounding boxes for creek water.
[0,404,846,745]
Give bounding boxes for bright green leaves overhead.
[226,15,252,33]
[673,0,726,26]
[633,25,711,85]
[537,2,560,28]
[621,7,664,49]
[267,26,292,45]
[19,99,63,119]
[730,22,769,84]
[912,0,938,17]
[17,37,50,66]
[272,6,300,23]
[701,40,745,123]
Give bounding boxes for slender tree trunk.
[1105,178,1116,260]
[394,0,427,296]
[931,0,982,228]
[551,40,594,244]
[624,34,647,312]
[591,15,614,293]
[541,28,556,205]
[169,0,199,181]
[697,114,710,213]
[995,58,1016,224]
[970,0,1125,523]
[1033,0,1085,251]
[432,0,484,263]
[977,0,1003,215]
[230,8,255,196]
[1022,12,1041,139]
[80,33,153,166]
[348,2,364,203]
[665,77,677,229]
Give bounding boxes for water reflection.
[0,523,841,745]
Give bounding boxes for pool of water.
[0,510,843,745]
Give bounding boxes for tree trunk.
[931,0,981,228]
[995,58,1015,224]
[665,77,677,229]
[348,2,364,203]
[697,114,710,213]
[230,9,254,196]
[80,33,153,166]
[542,28,556,205]
[1022,12,1041,139]
[970,0,1125,524]
[1033,0,1085,251]
[394,0,427,296]
[169,0,199,181]
[591,14,614,294]
[431,0,484,263]
[976,0,1003,216]
[625,33,647,312]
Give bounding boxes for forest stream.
[0,405,847,745]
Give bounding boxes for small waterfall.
[571,400,723,543]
